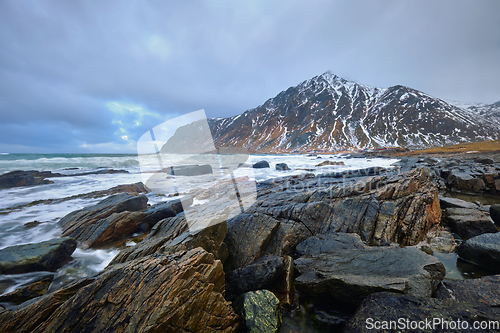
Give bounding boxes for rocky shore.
[1,152,500,332]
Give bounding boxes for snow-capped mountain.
[169,72,500,152]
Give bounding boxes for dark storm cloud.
[0,0,499,152]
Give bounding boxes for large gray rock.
[234,290,281,333]
[444,207,497,240]
[295,233,365,256]
[439,196,478,209]
[225,256,285,301]
[447,169,487,193]
[253,160,270,168]
[275,163,290,171]
[436,275,500,306]
[456,232,500,272]
[295,246,445,305]
[0,238,76,274]
[491,204,500,226]
[345,292,500,333]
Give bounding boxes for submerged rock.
[456,232,500,272]
[0,276,53,305]
[234,290,281,333]
[295,246,445,306]
[345,292,500,333]
[0,238,76,274]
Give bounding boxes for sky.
[0,0,499,153]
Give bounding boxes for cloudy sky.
[1,0,499,153]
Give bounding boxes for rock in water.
[253,160,270,168]
[295,246,445,305]
[3,248,239,333]
[0,238,76,274]
[0,276,53,305]
[344,292,500,333]
[234,290,281,333]
[275,163,290,171]
[444,207,497,240]
[0,170,54,189]
[315,160,345,167]
[456,232,500,272]
[491,204,500,226]
[167,164,213,176]
[58,193,148,248]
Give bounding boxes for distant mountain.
[181,72,500,152]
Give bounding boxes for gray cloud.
[0,0,499,152]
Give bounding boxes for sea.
[0,153,399,298]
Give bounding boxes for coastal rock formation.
[253,160,270,168]
[0,276,53,305]
[294,246,445,306]
[456,232,500,272]
[233,290,281,333]
[0,238,76,274]
[443,207,497,240]
[0,170,54,189]
[275,163,290,171]
[295,233,365,256]
[58,193,148,248]
[1,248,238,332]
[344,292,500,333]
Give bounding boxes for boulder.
[447,169,486,193]
[225,256,285,301]
[167,164,213,176]
[344,292,500,333]
[456,232,500,272]
[436,275,500,306]
[1,248,239,333]
[0,238,76,274]
[439,196,478,209]
[275,163,290,171]
[444,207,497,240]
[224,213,281,270]
[475,158,494,165]
[295,233,365,256]
[234,290,281,333]
[141,197,187,229]
[0,170,54,189]
[295,246,445,306]
[0,276,53,305]
[253,160,270,169]
[58,193,148,247]
[491,204,500,226]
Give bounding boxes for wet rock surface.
[0,276,53,305]
[0,238,76,274]
[0,170,54,189]
[295,246,445,306]
[253,160,270,168]
[275,163,290,171]
[436,275,500,306]
[234,290,281,333]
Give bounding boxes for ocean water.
[0,153,399,298]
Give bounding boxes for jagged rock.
[167,164,213,176]
[456,232,500,272]
[295,246,445,306]
[141,197,188,229]
[439,196,478,209]
[58,193,148,247]
[295,233,365,256]
[109,210,227,265]
[491,204,500,226]
[0,238,76,274]
[253,160,270,168]
[0,276,53,305]
[315,160,345,167]
[436,275,500,306]
[0,170,54,189]
[0,278,95,333]
[225,213,281,270]
[275,163,290,171]
[2,248,238,333]
[234,290,281,333]
[226,256,285,301]
[271,255,294,307]
[344,292,500,333]
[444,207,497,240]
